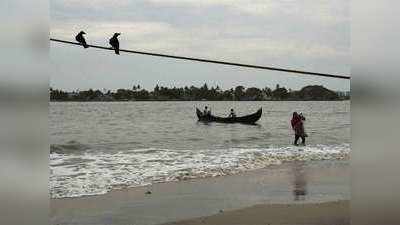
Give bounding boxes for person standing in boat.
[291,112,306,145]
[229,108,236,118]
[203,106,211,116]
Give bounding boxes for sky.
[50,0,350,91]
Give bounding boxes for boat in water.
[196,108,262,124]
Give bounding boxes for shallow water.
[50,101,350,198]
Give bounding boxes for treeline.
[50,84,350,102]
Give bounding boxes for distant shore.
[50,84,350,102]
[50,99,351,102]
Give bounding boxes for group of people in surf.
[203,106,308,146]
[203,106,236,118]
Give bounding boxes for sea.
[50,101,350,198]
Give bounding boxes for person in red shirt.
[291,112,306,145]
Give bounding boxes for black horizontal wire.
[50,38,350,80]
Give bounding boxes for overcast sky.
[50,0,350,91]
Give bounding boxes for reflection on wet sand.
[292,162,308,201]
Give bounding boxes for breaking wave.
[50,143,350,198]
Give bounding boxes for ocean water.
[50,101,350,198]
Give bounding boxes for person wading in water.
[291,112,307,146]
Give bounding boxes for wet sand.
[163,200,349,225]
[51,160,349,225]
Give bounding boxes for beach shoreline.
[162,200,349,225]
[51,160,349,225]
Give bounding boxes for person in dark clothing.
[291,112,306,145]
[75,31,89,48]
[229,108,236,118]
[203,106,211,116]
[109,33,121,55]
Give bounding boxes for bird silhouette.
[75,31,89,48]
[109,33,121,55]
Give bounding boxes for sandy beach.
[163,200,349,225]
[51,160,349,225]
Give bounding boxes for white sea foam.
[50,144,350,198]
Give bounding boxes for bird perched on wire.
[109,33,121,55]
[75,31,89,48]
